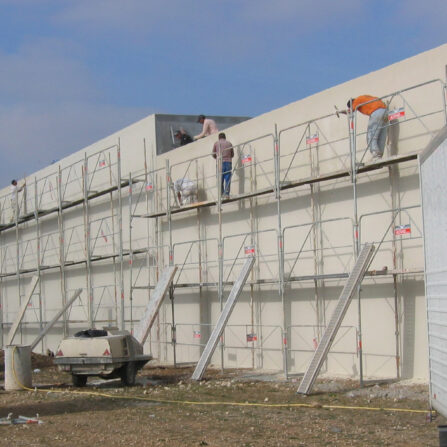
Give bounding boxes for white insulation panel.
[420,126,447,418]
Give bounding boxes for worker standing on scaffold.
[212,132,234,200]
[339,95,388,160]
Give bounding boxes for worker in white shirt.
[194,115,218,140]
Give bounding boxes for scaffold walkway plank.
[0,180,130,233]
[0,263,421,283]
[191,256,255,381]
[133,265,177,345]
[138,151,419,218]
[297,243,375,395]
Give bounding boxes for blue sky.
[0,0,446,184]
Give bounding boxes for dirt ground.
[0,355,444,447]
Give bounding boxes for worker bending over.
[194,115,218,140]
[341,95,388,160]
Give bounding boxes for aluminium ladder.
[133,266,178,345]
[192,256,255,381]
[297,243,375,395]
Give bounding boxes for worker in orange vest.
[341,95,388,160]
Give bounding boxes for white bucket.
[4,345,32,391]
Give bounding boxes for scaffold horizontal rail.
[0,179,130,234]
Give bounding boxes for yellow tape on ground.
[10,347,431,415]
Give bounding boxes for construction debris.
[0,413,43,425]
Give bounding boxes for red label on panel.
[306,134,319,145]
[246,333,257,342]
[388,107,405,121]
[394,224,411,236]
[245,245,255,255]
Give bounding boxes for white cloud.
[54,0,363,30]
[401,0,447,18]
[0,38,96,103]
[0,37,150,183]
[53,0,193,35]
[238,0,362,24]
[393,0,447,50]
[48,0,365,65]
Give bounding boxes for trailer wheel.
[120,361,136,386]
[72,374,87,387]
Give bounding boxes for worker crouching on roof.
[341,95,388,160]
[194,115,218,140]
[174,129,193,146]
[212,132,234,200]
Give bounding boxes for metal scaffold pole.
[308,126,323,342]
[107,152,118,327]
[117,141,125,330]
[274,124,287,378]
[196,158,207,352]
[217,152,224,372]
[83,154,93,328]
[15,180,22,343]
[348,109,365,386]
[249,142,256,369]
[166,159,176,366]
[128,172,134,331]
[388,161,402,380]
[34,178,44,351]
[57,166,68,337]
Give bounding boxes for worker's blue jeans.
[367,108,388,156]
[221,161,232,197]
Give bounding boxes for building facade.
[1,44,447,381]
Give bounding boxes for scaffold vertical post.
[166,158,176,366]
[34,177,44,351]
[249,141,256,369]
[14,177,22,343]
[57,166,68,337]
[274,124,287,378]
[83,153,93,328]
[217,151,224,372]
[444,68,447,123]
[348,108,364,386]
[308,125,323,341]
[128,172,134,332]
[117,141,125,330]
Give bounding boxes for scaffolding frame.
[0,79,445,383]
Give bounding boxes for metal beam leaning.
[192,256,255,381]
[6,276,39,346]
[30,288,82,351]
[297,243,375,395]
[133,266,178,345]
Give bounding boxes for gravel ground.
[0,360,445,447]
